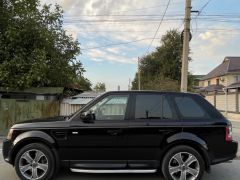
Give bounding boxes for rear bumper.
[211,140,238,165]
[2,139,13,164]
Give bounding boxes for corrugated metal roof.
[201,57,240,80]
[62,91,102,105]
[0,87,64,95]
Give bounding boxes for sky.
[41,0,240,90]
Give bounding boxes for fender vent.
[52,131,67,139]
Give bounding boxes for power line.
[192,0,213,37]
[81,37,161,51]
[145,0,171,55]
[64,18,182,23]
[68,1,185,16]
[198,0,213,15]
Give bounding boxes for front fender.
[13,131,56,146]
[8,131,57,165]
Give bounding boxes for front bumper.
[2,139,13,164]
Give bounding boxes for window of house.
[174,96,210,120]
[208,80,211,86]
[216,79,219,85]
[234,75,240,82]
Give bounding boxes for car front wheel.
[162,145,205,180]
[14,143,55,180]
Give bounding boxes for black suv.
[2,91,238,180]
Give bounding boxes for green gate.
[0,99,59,135]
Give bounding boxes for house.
[199,57,240,92]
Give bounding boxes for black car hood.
[12,116,70,129]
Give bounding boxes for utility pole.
[181,0,192,92]
[128,78,131,90]
[138,57,141,90]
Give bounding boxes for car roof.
[105,90,200,96]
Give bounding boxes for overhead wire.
[81,37,161,51]
[144,0,171,55]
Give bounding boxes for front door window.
[88,95,129,120]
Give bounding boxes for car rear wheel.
[162,145,205,180]
[14,143,55,180]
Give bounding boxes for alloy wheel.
[19,149,48,180]
[168,152,200,180]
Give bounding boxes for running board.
[70,168,157,174]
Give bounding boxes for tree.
[0,0,90,90]
[132,29,193,91]
[93,82,106,92]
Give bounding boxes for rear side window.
[174,96,210,119]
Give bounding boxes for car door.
[126,93,182,169]
[64,93,130,169]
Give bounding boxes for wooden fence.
[0,99,59,135]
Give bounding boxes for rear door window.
[134,94,175,120]
[162,96,174,120]
[135,94,162,119]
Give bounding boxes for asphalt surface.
[0,121,240,180]
[0,158,240,180]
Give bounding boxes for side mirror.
[80,111,95,123]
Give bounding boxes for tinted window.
[135,94,162,119]
[89,95,129,120]
[174,96,209,119]
[163,96,174,120]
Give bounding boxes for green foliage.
[0,0,90,90]
[93,82,106,92]
[76,77,92,91]
[132,29,193,91]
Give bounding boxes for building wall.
[199,74,240,87]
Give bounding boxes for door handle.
[107,129,122,135]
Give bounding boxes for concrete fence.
[204,89,240,120]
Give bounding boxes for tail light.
[226,124,233,141]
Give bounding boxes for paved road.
[0,121,240,180]
[232,121,240,157]
[0,157,240,180]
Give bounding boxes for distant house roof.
[192,75,205,80]
[62,91,103,105]
[226,81,240,89]
[199,84,225,92]
[201,57,240,80]
[0,87,64,95]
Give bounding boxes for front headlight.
[7,128,14,140]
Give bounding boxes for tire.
[162,145,205,180]
[14,143,55,180]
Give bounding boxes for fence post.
[214,91,216,107]
[236,88,239,113]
